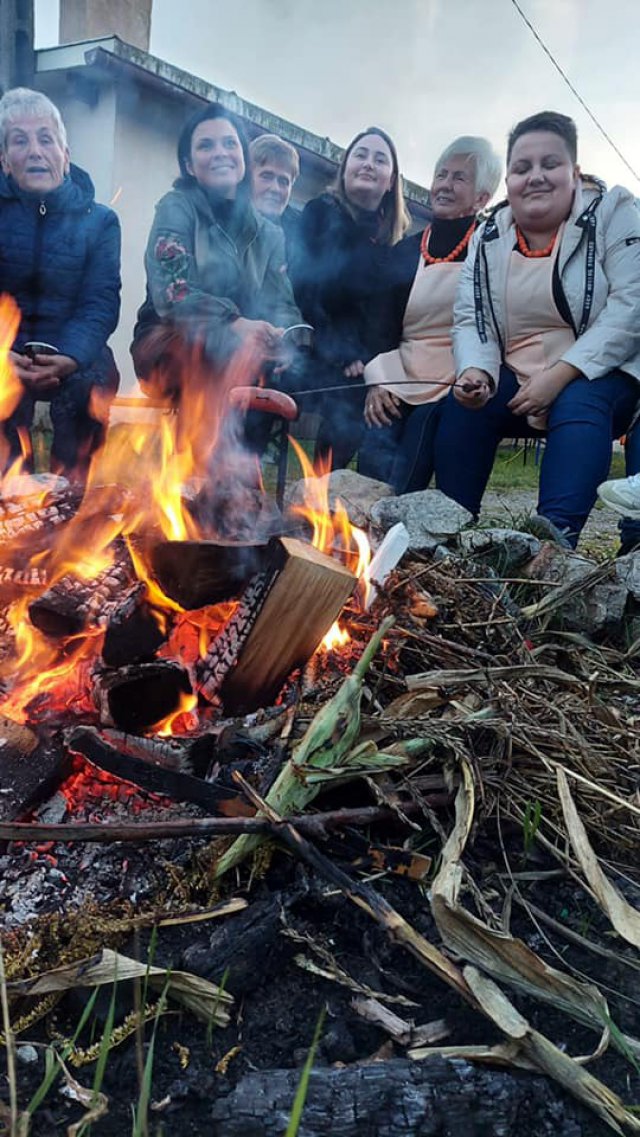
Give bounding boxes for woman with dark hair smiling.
[434,110,640,548]
[131,102,301,402]
[292,126,410,468]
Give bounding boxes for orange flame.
[289,437,371,609]
[0,295,27,479]
[320,621,350,652]
[150,689,198,737]
[0,312,360,735]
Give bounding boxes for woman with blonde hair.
[292,126,410,468]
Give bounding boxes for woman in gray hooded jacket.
[434,110,640,547]
[131,102,301,401]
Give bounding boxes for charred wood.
[0,564,48,591]
[101,582,167,667]
[29,544,135,637]
[149,539,267,609]
[91,661,192,732]
[208,1057,591,1137]
[97,727,195,772]
[66,726,255,816]
[0,718,68,822]
[182,893,289,995]
[0,486,81,545]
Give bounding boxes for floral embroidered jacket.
[139,178,301,366]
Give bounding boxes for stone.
[16,1045,38,1065]
[614,549,640,600]
[524,543,628,636]
[459,528,541,572]
[285,470,393,529]
[369,490,473,553]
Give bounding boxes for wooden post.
[198,537,356,713]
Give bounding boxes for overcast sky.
[35,0,640,195]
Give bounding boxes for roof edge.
[36,37,430,208]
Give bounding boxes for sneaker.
[597,473,640,518]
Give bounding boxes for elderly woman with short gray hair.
[358,136,501,492]
[0,87,121,482]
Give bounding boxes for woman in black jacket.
[292,127,409,468]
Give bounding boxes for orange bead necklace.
[515,225,558,258]
[420,220,476,265]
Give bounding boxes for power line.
[508,0,640,183]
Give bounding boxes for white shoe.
[597,473,640,518]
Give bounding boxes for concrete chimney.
[59,0,152,52]
[0,0,35,94]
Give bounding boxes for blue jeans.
[434,366,638,547]
[358,401,443,493]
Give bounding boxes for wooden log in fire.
[149,539,268,609]
[67,726,255,816]
[197,536,356,713]
[0,716,68,822]
[0,485,81,545]
[28,545,135,637]
[101,581,167,666]
[92,660,193,732]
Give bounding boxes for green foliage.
[522,799,542,861]
[26,987,101,1120]
[131,984,169,1137]
[285,1006,326,1137]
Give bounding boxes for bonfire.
[0,292,639,1136]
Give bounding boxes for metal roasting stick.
[286,377,482,399]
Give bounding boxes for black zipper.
[23,200,47,342]
[482,243,504,357]
[32,202,47,335]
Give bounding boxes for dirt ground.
[481,490,623,558]
[7,844,637,1137]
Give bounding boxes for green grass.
[486,443,627,494]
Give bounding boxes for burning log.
[28,545,135,637]
[67,726,254,816]
[91,661,192,733]
[198,536,356,713]
[0,716,68,822]
[0,564,48,591]
[0,484,81,546]
[101,581,167,667]
[149,539,268,609]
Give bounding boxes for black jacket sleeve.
[366,232,422,359]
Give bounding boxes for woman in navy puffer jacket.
[0,88,121,481]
